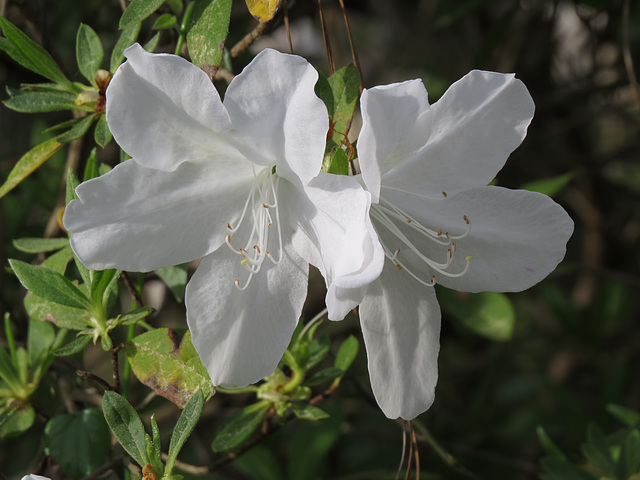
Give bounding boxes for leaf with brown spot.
[126,328,214,407]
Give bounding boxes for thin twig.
[111,340,121,393]
[336,0,363,92]
[394,425,407,480]
[622,0,640,109]
[410,421,420,480]
[120,271,145,308]
[77,370,113,391]
[119,0,127,12]
[283,0,293,53]
[214,67,235,83]
[231,21,269,58]
[404,422,414,480]
[317,0,335,74]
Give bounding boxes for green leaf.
[52,335,91,356]
[13,237,69,254]
[111,22,141,73]
[334,335,358,372]
[0,406,35,438]
[540,457,595,480]
[153,13,178,29]
[155,264,188,303]
[83,148,99,181]
[44,409,110,479]
[0,136,63,199]
[304,367,344,386]
[3,91,87,113]
[537,425,568,460]
[118,306,154,326]
[102,391,149,467]
[165,0,184,14]
[438,289,515,341]
[623,429,640,476]
[607,404,640,427]
[43,245,75,273]
[66,167,80,204]
[24,292,89,330]
[233,445,284,480]
[306,332,330,369]
[211,402,269,453]
[143,32,161,53]
[291,404,329,421]
[0,17,74,90]
[90,269,120,305]
[94,114,112,147]
[0,347,19,390]
[27,319,55,370]
[166,390,204,475]
[521,173,573,197]
[57,114,96,144]
[120,0,165,29]
[314,65,360,146]
[126,329,214,408]
[322,147,349,175]
[9,259,92,310]
[186,0,232,72]
[76,24,104,85]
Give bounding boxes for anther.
[254,245,261,253]
[239,248,247,258]
[262,203,269,208]
[463,215,469,224]
[437,229,442,236]
[442,191,448,198]
[227,223,232,230]
[241,259,248,265]
[395,264,403,270]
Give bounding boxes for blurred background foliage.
[0,0,639,479]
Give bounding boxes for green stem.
[281,350,305,394]
[174,1,195,56]
[295,307,328,348]
[3,313,17,365]
[121,273,144,400]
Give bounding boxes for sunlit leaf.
[166,390,204,474]
[76,24,104,85]
[119,0,165,29]
[291,404,329,421]
[186,0,232,74]
[3,91,89,113]
[13,237,69,254]
[245,0,282,22]
[0,137,63,199]
[102,391,149,467]
[111,22,141,73]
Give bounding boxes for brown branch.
[317,0,335,75]
[283,0,293,54]
[337,0,363,93]
[120,271,145,308]
[77,370,114,391]
[111,341,121,393]
[230,21,269,59]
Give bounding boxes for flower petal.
[358,79,433,202]
[63,158,255,271]
[223,49,328,185]
[360,260,441,419]
[379,185,573,293]
[106,44,234,172]
[381,70,535,198]
[185,245,308,387]
[281,173,384,321]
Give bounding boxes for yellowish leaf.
[245,0,282,22]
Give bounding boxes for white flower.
[21,476,50,480]
[348,71,574,419]
[63,44,379,388]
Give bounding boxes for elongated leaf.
[120,0,165,29]
[245,0,282,22]
[90,269,120,305]
[94,115,111,147]
[166,390,204,474]
[155,264,188,303]
[57,114,96,144]
[45,409,110,479]
[607,404,640,427]
[304,367,343,386]
[307,333,330,369]
[0,17,74,90]
[10,259,92,310]
[211,402,269,453]
[111,22,141,73]
[27,319,55,370]
[13,237,69,254]
[3,91,88,113]
[153,14,178,30]
[186,0,232,71]
[76,24,103,84]
[102,391,149,467]
[119,306,154,326]
[52,335,91,357]
[25,291,89,330]
[126,329,214,408]
[0,137,63,199]
[291,404,329,421]
[0,347,19,390]
[0,406,35,438]
[334,335,359,371]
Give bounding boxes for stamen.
[225,165,284,289]
[371,198,473,286]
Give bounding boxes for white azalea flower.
[349,71,574,419]
[21,475,50,480]
[63,44,380,388]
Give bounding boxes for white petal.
[380,185,574,292]
[21,476,50,480]
[281,173,384,321]
[381,70,534,198]
[223,49,328,185]
[185,245,308,387]
[63,158,255,272]
[106,44,234,172]
[358,79,433,202]
[360,260,441,419]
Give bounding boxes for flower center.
[225,165,283,290]
[370,197,472,286]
